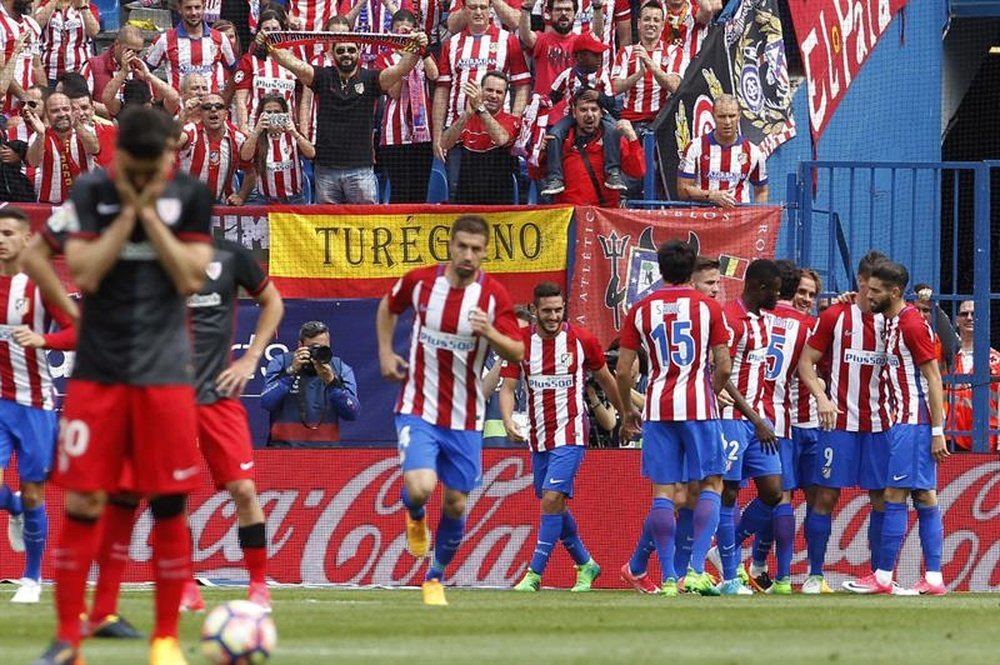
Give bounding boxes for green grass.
[2,586,997,664]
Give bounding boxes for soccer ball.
[200,600,277,664]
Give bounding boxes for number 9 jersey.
[620,285,729,422]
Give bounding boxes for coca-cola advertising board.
[3,451,998,591]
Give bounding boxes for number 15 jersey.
[620,285,729,422]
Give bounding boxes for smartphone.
[270,113,289,128]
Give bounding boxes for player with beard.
[34,107,213,665]
[502,282,622,593]
[377,215,524,606]
[846,259,948,595]
[260,23,429,204]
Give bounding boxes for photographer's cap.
[299,320,329,342]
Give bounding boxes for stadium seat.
[381,178,392,204]
[511,172,519,205]
[300,157,314,204]
[527,180,538,205]
[427,159,449,203]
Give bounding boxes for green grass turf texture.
[1,587,996,664]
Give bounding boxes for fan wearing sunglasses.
[258,20,429,203]
[174,92,257,206]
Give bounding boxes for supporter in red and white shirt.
[239,93,314,204]
[664,0,718,76]
[33,0,99,85]
[99,48,180,118]
[4,83,43,144]
[377,8,439,203]
[440,71,520,204]
[612,1,681,126]
[677,94,768,206]
[288,0,337,31]
[0,0,45,115]
[176,72,211,126]
[145,0,237,92]
[25,91,97,204]
[177,92,256,204]
[447,0,519,32]
[518,0,587,97]
[548,40,614,121]
[433,0,530,163]
[233,10,297,132]
[65,83,116,170]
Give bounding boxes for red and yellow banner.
[571,205,783,345]
[268,205,573,303]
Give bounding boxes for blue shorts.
[720,419,782,482]
[0,401,58,483]
[641,420,724,485]
[777,437,797,491]
[395,415,482,493]
[886,424,937,490]
[793,427,819,488]
[532,446,585,498]
[814,430,889,489]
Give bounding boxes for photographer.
[239,93,315,205]
[261,320,361,447]
[586,339,646,448]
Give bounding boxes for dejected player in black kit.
[37,107,214,665]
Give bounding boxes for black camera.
[308,344,333,364]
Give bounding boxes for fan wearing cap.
[539,87,644,207]
[539,32,623,197]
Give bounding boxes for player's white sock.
[749,561,767,578]
[874,569,893,586]
[925,571,943,586]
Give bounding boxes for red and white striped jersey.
[145,25,237,92]
[233,53,298,127]
[620,286,729,422]
[807,302,892,432]
[387,264,520,431]
[377,51,432,146]
[664,0,708,76]
[678,132,768,204]
[883,305,936,426]
[550,66,614,101]
[203,0,221,23]
[612,41,683,122]
[34,128,92,205]
[255,131,304,199]
[0,274,64,411]
[0,8,42,114]
[789,311,819,429]
[179,121,250,200]
[288,0,337,32]
[6,118,33,144]
[448,0,518,31]
[436,25,530,127]
[38,5,99,82]
[763,302,814,438]
[500,322,605,451]
[721,298,770,421]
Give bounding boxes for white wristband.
[931,426,944,437]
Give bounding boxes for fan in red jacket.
[538,88,645,207]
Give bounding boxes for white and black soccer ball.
[201,600,277,664]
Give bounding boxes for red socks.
[54,515,101,646]
[90,501,139,622]
[151,514,191,639]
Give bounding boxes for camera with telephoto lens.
[308,344,333,364]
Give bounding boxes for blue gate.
[790,160,997,452]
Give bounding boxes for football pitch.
[1,586,996,664]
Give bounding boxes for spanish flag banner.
[268,205,574,303]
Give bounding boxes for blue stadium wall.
[769,0,945,289]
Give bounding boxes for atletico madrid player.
[797,251,894,592]
[376,215,524,606]
[845,259,948,595]
[618,239,731,597]
[501,282,622,592]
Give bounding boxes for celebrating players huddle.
[0,109,948,662]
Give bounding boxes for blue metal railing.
[793,160,997,452]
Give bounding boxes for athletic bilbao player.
[617,239,731,596]
[36,107,213,665]
[844,259,948,595]
[0,207,75,605]
[501,282,622,592]
[376,215,524,606]
[797,251,893,593]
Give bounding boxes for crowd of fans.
[0,0,762,207]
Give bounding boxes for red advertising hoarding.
[2,450,997,591]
